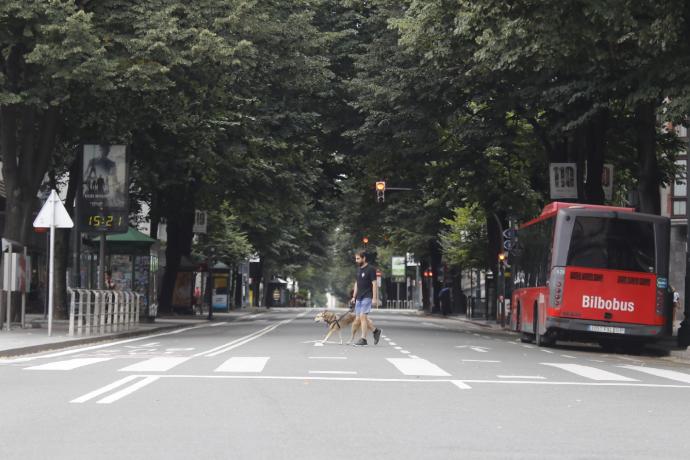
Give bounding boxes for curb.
[0,322,201,358]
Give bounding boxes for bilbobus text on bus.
[508,202,671,349]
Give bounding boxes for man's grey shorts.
[355,297,372,315]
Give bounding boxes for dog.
[314,310,358,344]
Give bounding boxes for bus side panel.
[512,287,545,333]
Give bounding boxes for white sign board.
[549,163,577,199]
[193,210,207,234]
[392,256,406,277]
[33,190,74,228]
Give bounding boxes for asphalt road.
[1,308,690,460]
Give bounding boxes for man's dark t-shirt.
[356,264,377,300]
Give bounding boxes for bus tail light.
[549,267,566,309]
[656,288,665,316]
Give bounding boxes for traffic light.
[498,253,507,263]
[375,181,385,203]
[362,236,369,245]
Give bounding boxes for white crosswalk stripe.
[215,357,270,373]
[387,358,450,376]
[118,357,191,372]
[618,365,690,384]
[25,358,112,371]
[541,363,637,381]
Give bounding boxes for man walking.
[351,250,382,346]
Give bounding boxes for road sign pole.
[48,208,55,337]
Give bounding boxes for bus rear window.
[566,217,655,273]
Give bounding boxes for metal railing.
[66,288,141,337]
[384,300,415,309]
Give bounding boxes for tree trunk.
[0,105,59,245]
[636,101,661,214]
[583,111,608,204]
[159,209,195,313]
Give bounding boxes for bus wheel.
[520,333,533,343]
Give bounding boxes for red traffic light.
[423,270,433,278]
[362,236,369,244]
[375,181,386,191]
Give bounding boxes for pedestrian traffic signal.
[375,181,385,203]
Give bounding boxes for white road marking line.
[195,318,294,357]
[210,322,229,327]
[314,342,324,347]
[387,358,451,377]
[409,355,420,359]
[389,342,397,346]
[522,345,534,349]
[618,365,690,384]
[308,371,357,375]
[309,357,347,360]
[462,360,501,363]
[97,376,160,404]
[394,346,402,350]
[25,358,112,371]
[589,360,605,363]
[498,375,545,380]
[71,375,142,403]
[400,350,411,354]
[215,357,270,373]
[147,374,690,389]
[119,357,191,372]
[541,363,637,381]
[451,381,472,390]
[165,348,195,352]
[561,355,577,359]
[540,350,554,354]
[14,325,207,363]
[470,347,489,353]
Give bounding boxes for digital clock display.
[82,211,128,233]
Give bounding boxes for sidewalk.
[425,311,690,363]
[0,309,268,358]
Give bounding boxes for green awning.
[91,227,157,246]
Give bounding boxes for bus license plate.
[588,325,625,334]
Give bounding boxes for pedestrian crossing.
[18,355,690,387]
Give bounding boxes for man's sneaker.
[354,338,368,346]
[373,328,382,345]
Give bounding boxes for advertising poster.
[79,144,129,233]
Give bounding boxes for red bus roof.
[521,202,635,228]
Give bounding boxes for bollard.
[67,288,76,336]
[134,294,140,324]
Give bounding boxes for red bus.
[509,202,671,350]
